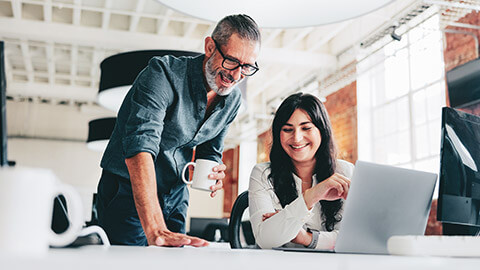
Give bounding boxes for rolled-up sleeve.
[122,59,173,159]
[248,164,313,249]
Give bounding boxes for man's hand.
[208,163,226,198]
[147,229,209,247]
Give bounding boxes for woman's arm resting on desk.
[263,212,338,249]
[263,212,312,246]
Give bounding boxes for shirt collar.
[189,54,207,101]
[292,173,318,192]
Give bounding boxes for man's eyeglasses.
[212,38,259,76]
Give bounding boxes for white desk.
[1,243,479,270]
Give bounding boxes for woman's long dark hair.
[269,92,342,231]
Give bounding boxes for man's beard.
[205,54,241,96]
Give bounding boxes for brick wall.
[324,82,358,164]
[444,11,480,115]
[444,11,480,72]
[222,146,239,217]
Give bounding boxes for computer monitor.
[437,107,480,235]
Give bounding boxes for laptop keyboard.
[387,235,480,257]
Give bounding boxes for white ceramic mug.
[0,167,84,256]
[181,159,218,191]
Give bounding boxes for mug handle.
[181,162,196,185]
[49,184,84,247]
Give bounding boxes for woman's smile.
[280,109,321,165]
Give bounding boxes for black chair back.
[229,191,255,248]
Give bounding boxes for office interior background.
[1,0,479,233]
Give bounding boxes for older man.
[96,14,261,247]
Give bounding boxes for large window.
[357,15,446,176]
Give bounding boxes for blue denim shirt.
[100,54,241,195]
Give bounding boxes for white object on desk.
[78,225,111,247]
[0,167,84,256]
[388,235,480,257]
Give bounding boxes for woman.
[248,92,354,250]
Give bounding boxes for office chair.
[187,217,229,242]
[228,191,256,249]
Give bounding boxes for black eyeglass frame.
[212,38,259,76]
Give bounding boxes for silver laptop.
[276,160,437,254]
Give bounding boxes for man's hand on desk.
[208,164,226,198]
[147,229,209,247]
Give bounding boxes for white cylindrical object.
[0,167,84,256]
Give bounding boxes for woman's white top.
[248,160,354,249]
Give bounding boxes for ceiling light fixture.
[98,50,201,112]
[86,117,117,152]
[156,0,395,28]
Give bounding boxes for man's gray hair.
[212,14,261,46]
